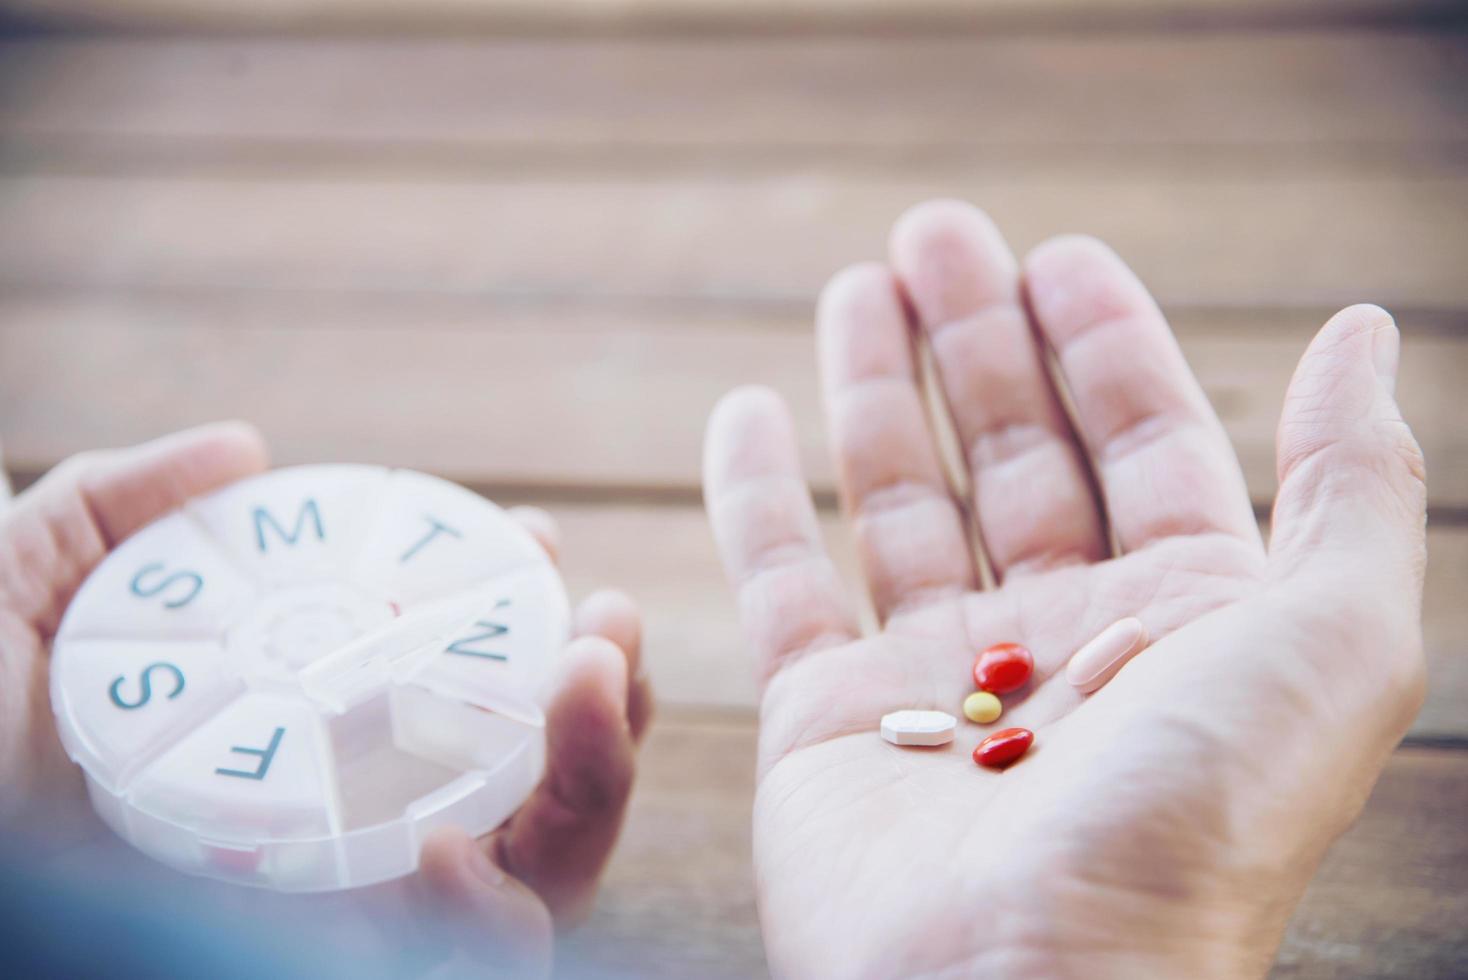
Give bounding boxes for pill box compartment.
[51,465,566,892]
[84,682,544,892]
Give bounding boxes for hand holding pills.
[705,201,1427,977]
[0,423,651,974]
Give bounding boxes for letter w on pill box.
[50,465,569,892]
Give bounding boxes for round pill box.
[50,465,568,892]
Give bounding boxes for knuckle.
[1278,414,1427,522]
[1383,418,1427,492]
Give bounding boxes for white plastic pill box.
[50,465,568,892]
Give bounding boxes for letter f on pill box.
[50,465,568,892]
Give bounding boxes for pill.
[962,691,1003,724]
[879,710,957,747]
[1065,617,1149,694]
[973,727,1033,769]
[972,642,1033,694]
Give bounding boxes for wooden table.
[1,2,1464,975]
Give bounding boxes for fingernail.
[1066,617,1149,694]
[1370,317,1400,396]
[468,845,507,888]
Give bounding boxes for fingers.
[489,635,635,927]
[817,262,977,616]
[1024,236,1260,551]
[423,594,648,945]
[1267,304,1427,730]
[573,588,652,742]
[888,201,1107,578]
[1269,305,1427,589]
[703,386,859,685]
[0,421,268,631]
[55,421,268,547]
[418,827,554,976]
[506,499,651,741]
[508,505,560,566]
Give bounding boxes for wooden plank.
[0,173,1463,310]
[1,35,1464,156]
[569,721,1467,978]
[1274,747,1468,977]
[1,299,1464,509]
[0,0,1454,35]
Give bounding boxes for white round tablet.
[50,465,568,892]
[879,710,957,747]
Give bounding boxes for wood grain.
[566,720,1468,979]
[1,35,1463,157]
[1,299,1463,509]
[1274,748,1468,977]
[0,173,1462,311]
[0,16,1461,978]
[0,0,1457,35]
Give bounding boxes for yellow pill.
[963,691,1002,724]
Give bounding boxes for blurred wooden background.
[0,1,1465,976]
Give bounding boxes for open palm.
[704,202,1427,978]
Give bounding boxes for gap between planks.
[2,1,1466,38]
[2,302,1463,509]
[9,138,1468,182]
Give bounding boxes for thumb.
[1269,304,1427,593]
[1,421,269,636]
[1266,305,1427,734]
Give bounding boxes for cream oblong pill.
[879,710,957,747]
[1066,617,1149,694]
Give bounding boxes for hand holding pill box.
[50,465,568,892]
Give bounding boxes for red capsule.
[972,642,1033,694]
[973,727,1034,769]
